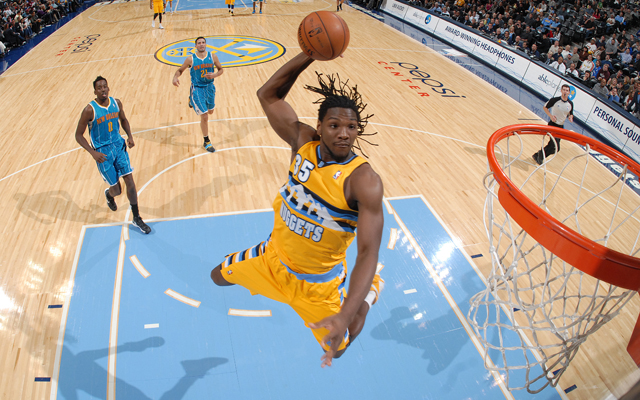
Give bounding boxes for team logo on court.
[425,15,431,24]
[155,36,286,67]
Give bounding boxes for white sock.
[364,290,376,308]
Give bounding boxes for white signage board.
[490,47,529,81]
[521,62,563,98]
[404,8,439,34]
[586,101,634,151]
[383,0,409,20]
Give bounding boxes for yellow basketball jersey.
[270,141,367,275]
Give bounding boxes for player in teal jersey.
[75,76,151,234]
[252,0,263,14]
[173,37,224,153]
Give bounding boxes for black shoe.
[532,152,543,165]
[105,189,117,211]
[204,141,215,152]
[132,216,151,234]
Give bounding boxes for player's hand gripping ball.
[298,11,350,61]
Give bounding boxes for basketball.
[297,11,350,61]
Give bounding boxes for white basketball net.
[467,130,639,394]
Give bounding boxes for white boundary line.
[382,196,393,214]
[49,226,86,400]
[86,0,333,22]
[0,117,478,184]
[106,226,127,400]
[387,227,398,250]
[82,207,274,228]
[104,145,289,399]
[0,117,273,183]
[228,308,272,317]
[386,194,570,400]
[165,288,201,308]
[385,197,514,400]
[130,255,150,278]
[0,54,155,78]
[0,47,429,79]
[0,116,292,184]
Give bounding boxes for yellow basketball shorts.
[153,0,164,13]
[225,0,235,5]
[219,240,350,351]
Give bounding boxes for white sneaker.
[159,23,164,29]
[151,21,155,27]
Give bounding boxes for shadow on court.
[13,191,105,225]
[370,271,482,378]
[58,336,228,399]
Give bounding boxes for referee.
[533,84,574,165]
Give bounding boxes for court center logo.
[155,36,286,67]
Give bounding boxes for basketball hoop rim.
[487,124,640,291]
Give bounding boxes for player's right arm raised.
[75,105,106,163]
[256,52,317,157]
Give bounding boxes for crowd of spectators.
[355,0,640,118]
[0,0,85,57]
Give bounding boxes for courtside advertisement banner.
[490,46,529,81]
[561,82,596,122]
[521,63,562,99]
[387,15,406,33]
[403,23,439,48]
[586,101,633,151]
[434,20,477,54]
[405,8,439,34]
[587,101,640,161]
[385,0,409,20]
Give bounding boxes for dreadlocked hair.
[304,72,377,157]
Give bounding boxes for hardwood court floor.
[0,0,638,398]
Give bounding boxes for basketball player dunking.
[210,52,384,367]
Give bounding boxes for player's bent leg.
[122,174,138,204]
[211,240,284,295]
[329,301,369,360]
[342,272,385,343]
[290,263,351,356]
[346,300,371,341]
[105,181,120,211]
[200,112,209,137]
[328,300,370,360]
[201,112,216,152]
[121,174,151,234]
[210,265,234,286]
[109,181,122,197]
